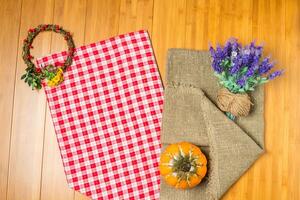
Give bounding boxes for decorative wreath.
[21,24,75,90]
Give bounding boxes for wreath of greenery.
[21,24,75,90]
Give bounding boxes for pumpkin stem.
[180,161,191,172]
[174,156,193,173]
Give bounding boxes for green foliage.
[43,65,57,80]
[21,67,43,90]
[215,66,269,94]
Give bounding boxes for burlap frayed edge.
[167,81,198,90]
[164,83,220,199]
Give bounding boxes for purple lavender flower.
[258,57,274,74]
[223,42,232,57]
[241,46,252,66]
[245,64,257,77]
[223,38,239,57]
[249,42,263,57]
[241,53,252,66]
[215,45,226,59]
[253,45,263,58]
[211,60,223,73]
[268,70,283,80]
[241,42,262,68]
[209,46,216,57]
[209,38,283,94]
[251,55,260,66]
[237,76,246,87]
[230,56,243,75]
[229,38,241,52]
[209,45,226,73]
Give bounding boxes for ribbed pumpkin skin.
[159,142,207,189]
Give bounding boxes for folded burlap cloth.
[160,49,264,200]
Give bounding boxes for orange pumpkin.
[159,142,207,189]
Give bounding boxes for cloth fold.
[160,49,264,199]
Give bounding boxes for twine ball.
[217,88,252,117]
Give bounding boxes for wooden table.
[0,0,299,199]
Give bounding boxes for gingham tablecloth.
[37,30,163,200]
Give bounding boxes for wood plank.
[39,1,87,200]
[285,0,300,199]
[84,0,121,44]
[41,109,75,200]
[185,0,210,50]
[185,0,253,50]
[151,0,187,83]
[118,0,154,35]
[6,0,54,199]
[0,0,22,199]
[248,1,287,199]
[73,0,121,199]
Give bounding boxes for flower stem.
[226,112,236,120]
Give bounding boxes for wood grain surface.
[0,0,299,199]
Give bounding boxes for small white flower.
[243,49,250,55]
[231,51,237,58]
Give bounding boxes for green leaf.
[259,77,269,84]
[214,72,222,78]
[221,71,226,77]
[251,79,258,84]
[238,88,245,93]
[240,66,248,74]
[222,59,230,67]
[245,82,249,91]
[21,74,27,80]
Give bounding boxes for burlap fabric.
[160,49,264,200]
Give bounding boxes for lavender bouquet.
[209,39,283,120]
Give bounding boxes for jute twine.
[217,88,253,117]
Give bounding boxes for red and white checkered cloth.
[37,30,163,200]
